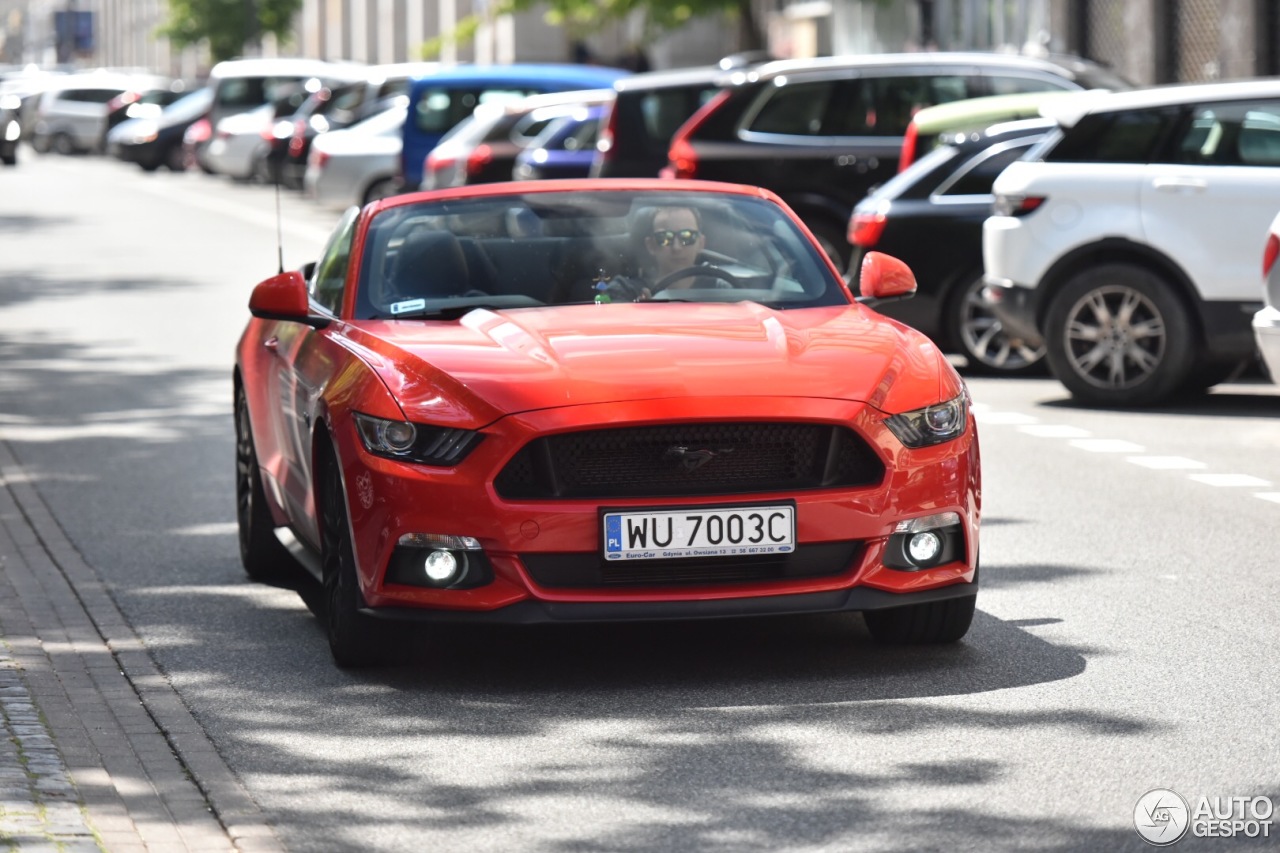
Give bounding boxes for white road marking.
[972,403,1275,504]
[1017,424,1091,438]
[1187,473,1272,488]
[973,411,1038,425]
[1126,456,1208,470]
[1070,438,1146,453]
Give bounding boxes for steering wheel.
[652,265,742,294]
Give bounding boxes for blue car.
[511,104,605,181]
[401,64,628,191]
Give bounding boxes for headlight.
[883,395,968,448]
[352,413,483,465]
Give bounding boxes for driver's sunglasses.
[651,228,700,248]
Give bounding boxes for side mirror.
[248,270,330,328]
[857,251,917,304]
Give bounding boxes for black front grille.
[522,541,862,588]
[495,423,884,499]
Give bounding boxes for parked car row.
[17,52,1279,404]
[982,79,1280,404]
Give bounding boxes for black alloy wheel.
[234,386,291,580]
[362,177,399,206]
[319,452,384,668]
[951,274,1046,375]
[805,217,852,270]
[52,132,76,156]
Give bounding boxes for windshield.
[354,188,847,319]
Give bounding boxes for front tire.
[863,594,976,644]
[1044,263,1195,406]
[235,386,291,580]
[319,453,385,668]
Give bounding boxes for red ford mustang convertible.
[234,179,981,666]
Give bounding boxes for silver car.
[305,101,405,210]
[31,71,169,154]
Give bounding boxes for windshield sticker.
[390,298,427,315]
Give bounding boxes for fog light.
[907,531,943,564]
[424,549,459,582]
[883,512,964,571]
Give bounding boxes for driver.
[597,205,711,302]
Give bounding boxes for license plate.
[602,504,795,561]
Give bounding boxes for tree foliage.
[423,0,764,60]
[161,0,303,63]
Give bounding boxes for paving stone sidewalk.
[0,438,284,853]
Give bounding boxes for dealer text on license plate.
[603,505,795,561]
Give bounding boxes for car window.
[985,74,1078,96]
[310,206,360,315]
[354,189,846,319]
[216,75,310,111]
[511,111,561,145]
[638,87,718,150]
[414,87,538,134]
[1047,108,1172,163]
[376,78,410,100]
[935,139,1039,197]
[843,75,976,136]
[1162,100,1280,167]
[562,116,600,151]
[744,79,834,136]
[59,88,122,104]
[757,75,976,138]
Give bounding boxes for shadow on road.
[0,319,1173,853]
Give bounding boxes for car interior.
[356,192,843,319]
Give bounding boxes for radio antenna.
[274,168,285,275]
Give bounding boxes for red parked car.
[234,179,981,667]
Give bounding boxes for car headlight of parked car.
[352,412,483,465]
[883,394,968,448]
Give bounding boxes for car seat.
[385,230,483,302]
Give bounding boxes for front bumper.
[336,396,981,619]
[361,581,978,624]
[982,277,1044,348]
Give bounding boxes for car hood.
[345,303,954,426]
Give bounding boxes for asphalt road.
[1,151,1278,853]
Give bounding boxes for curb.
[0,437,284,852]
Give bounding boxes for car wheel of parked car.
[1,151,14,167]
[1044,263,1195,406]
[362,177,399,206]
[234,386,292,580]
[804,217,851,270]
[319,450,384,668]
[52,132,76,155]
[951,274,1046,375]
[165,146,186,172]
[863,593,976,643]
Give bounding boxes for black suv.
[665,52,1121,266]
[590,53,773,179]
[848,117,1055,374]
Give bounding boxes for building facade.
[4,0,1279,84]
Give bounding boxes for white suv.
[983,80,1280,405]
